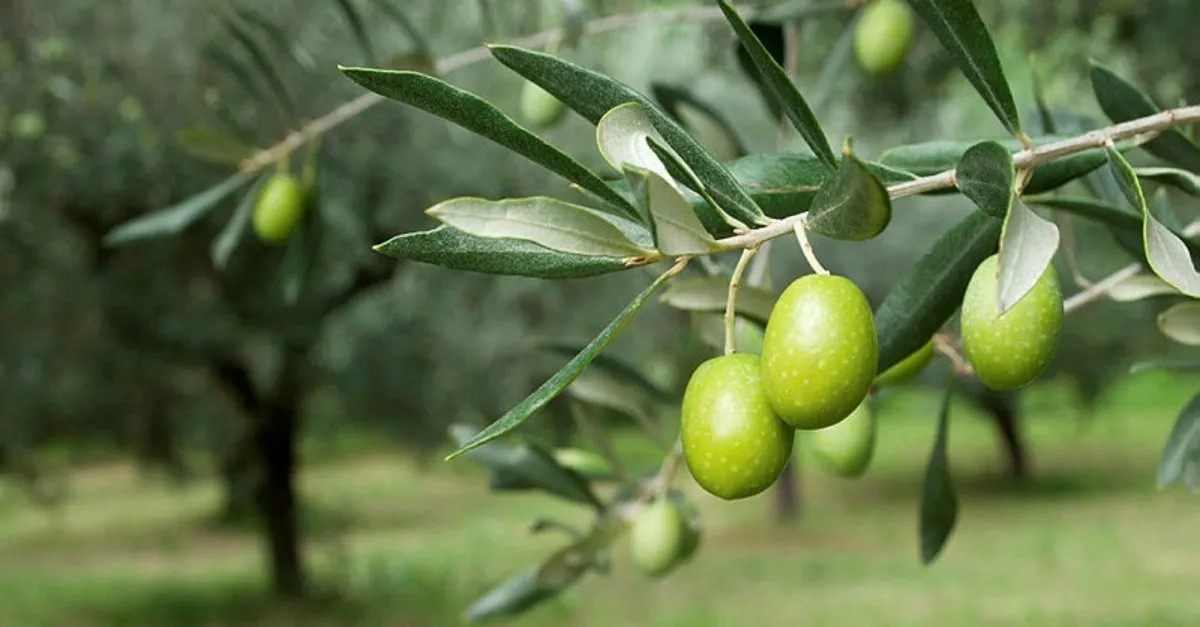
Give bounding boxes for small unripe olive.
[761,275,879,430]
[552,447,612,480]
[252,173,306,244]
[519,80,568,130]
[629,499,687,577]
[853,0,916,78]
[808,399,876,478]
[681,354,794,501]
[960,254,1063,390]
[874,339,935,387]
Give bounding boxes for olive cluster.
[679,255,1063,501]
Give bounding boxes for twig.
[792,218,829,275]
[933,332,973,377]
[725,247,759,355]
[1062,262,1142,313]
[718,104,1200,250]
[239,3,763,173]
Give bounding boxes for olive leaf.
[955,140,1013,219]
[646,138,749,233]
[805,149,892,241]
[623,165,724,256]
[875,211,1002,372]
[1024,195,1141,233]
[715,0,837,169]
[1106,146,1200,297]
[906,0,1021,135]
[211,174,267,270]
[596,102,680,187]
[1135,167,1200,197]
[997,198,1060,315]
[1130,360,1200,375]
[919,377,959,565]
[175,126,256,166]
[447,267,681,459]
[1090,61,1200,172]
[722,152,914,219]
[1105,273,1179,302]
[537,341,673,403]
[660,277,776,326]
[651,82,747,163]
[1157,393,1200,489]
[427,197,655,259]
[448,425,602,508]
[487,44,765,229]
[340,67,639,221]
[104,171,257,247]
[1157,302,1200,346]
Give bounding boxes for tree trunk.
[978,391,1030,479]
[255,397,305,597]
[772,456,800,522]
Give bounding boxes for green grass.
[0,371,1198,626]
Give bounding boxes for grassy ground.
[0,371,1198,627]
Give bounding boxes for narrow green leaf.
[624,166,723,256]
[211,174,265,270]
[881,137,1108,195]
[1157,394,1200,489]
[724,151,913,219]
[1089,61,1200,171]
[715,0,836,169]
[427,197,654,258]
[651,83,747,162]
[997,198,1060,314]
[447,269,681,459]
[1105,273,1179,302]
[487,44,765,228]
[537,342,674,403]
[331,0,377,64]
[340,67,639,221]
[920,377,958,565]
[103,172,256,247]
[1158,302,1200,346]
[646,138,744,234]
[449,425,602,508]
[805,149,892,241]
[660,277,777,325]
[1107,147,1200,296]
[221,15,298,123]
[1025,195,1141,232]
[373,226,633,279]
[1130,360,1200,375]
[955,140,1013,220]
[1135,167,1200,197]
[875,211,1002,372]
[906,0,1021,134]
[175,126,255,166]
[280,186,321,305]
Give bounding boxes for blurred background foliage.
[2,0,1200,624]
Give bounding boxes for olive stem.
[792,219,830,276]
[644,439,685,501]
[933,332,973,377]
[724,247,760,355]
[718,104,1200,251]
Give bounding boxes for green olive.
[629,499,686,577]
[520,80,568,130]
[761,275,879,430]
[808,399,876,478]
[853,0,917,78]
[681,354,794,500]
[960,254,1063,390]
[552,447,612,480]
[874,339,935,387]
[252,173,306,244]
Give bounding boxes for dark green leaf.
[537,341,673,403]
[373,226,634,280]
[175,126,255,166]
[806,150,892,241]
[1089,61,1200,171]
[104,172,256,247]
[955,140,1013,219]
[716,0,836,169]
[1157,393,1200,489]
[221,15,298,123]
[875,211,1002,372]
[341,67,639,221]
[920,377,958,565]
[1024,195,1141,232]
[1136,167,1200,197]
[725,152,914,220]
[733,20,785,122]
[488,44,765,229]
[660,277,776,325]
[464,567,555,622]
[211,174,265,270]
[447,268,681,459]
[650,82,747,161]
[996,198,1060,314]
[449,425,602,508]
[331,0,377,64]
[906,0,1021,134]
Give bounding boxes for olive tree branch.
[718,104,1200,250]
[239,3,777,173]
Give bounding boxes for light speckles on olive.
[680,354,794,501]
[761,275,879,430]
[960,255,1063,390]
